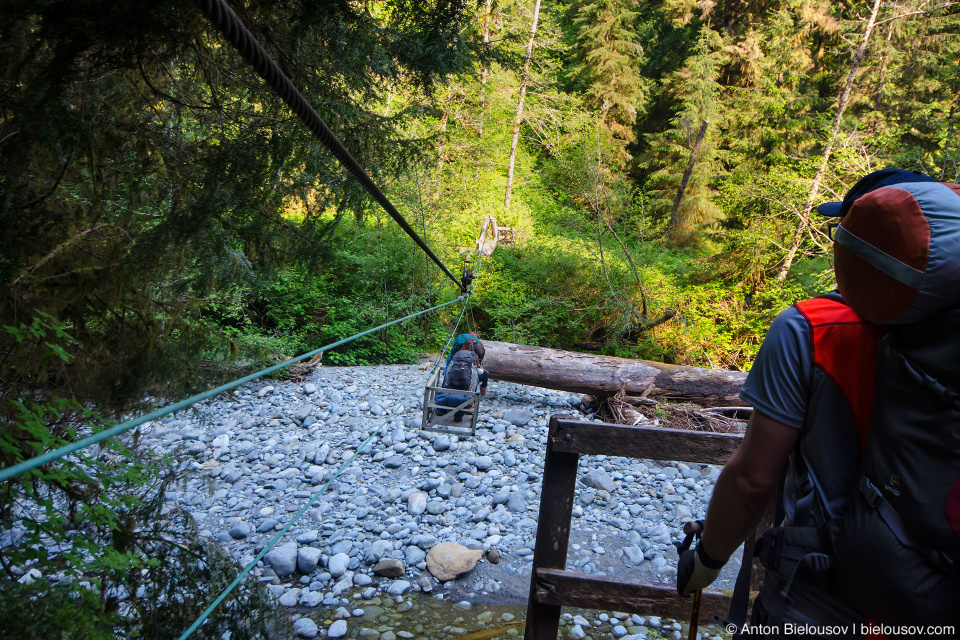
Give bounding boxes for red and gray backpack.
[829,179,960,624]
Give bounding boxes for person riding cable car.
[436,337,487,421]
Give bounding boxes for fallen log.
[482,340,747,407]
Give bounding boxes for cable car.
[421,367,480,437]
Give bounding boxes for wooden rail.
[533,569,732,619]
[524,416,745,640]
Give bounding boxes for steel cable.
[192,0,465,292]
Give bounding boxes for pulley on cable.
[461,256,475,295]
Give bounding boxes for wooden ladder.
[524,415,745,639]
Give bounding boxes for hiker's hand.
[677,545,723,597]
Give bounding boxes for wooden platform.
[477,216,515,256]
[524,416,746,639]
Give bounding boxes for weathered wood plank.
[525,416,750,639]
[483,341,747,406]
[533,568,732,621]
[550,416,743,465]
[524,417,581,640]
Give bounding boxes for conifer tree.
[568,0,646,160]
[852,0,960,175]
[0,0,479,408]
[642,28,725,246]
[0,2,480,634]
[721,2,839,169]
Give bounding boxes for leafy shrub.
[0,313,293,639]
[202,218,458,367]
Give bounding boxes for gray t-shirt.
[740,304,813,429]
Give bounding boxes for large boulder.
[426,542,482,582]
[503,409,534,426]
[263,542,298,577]
[228,520,251,539]
[294,618,318,639]
[581,468,616,494]
[404,546,426,566]
[372,558,406,577]
[298,546,322,573]
[365,539,394,563]
[407,491,427,516]
[385,580,412,595]
[506,491,526,513]
[328,552,350,578]
[327,619,348,638]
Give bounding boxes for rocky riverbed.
[145,362,740,639]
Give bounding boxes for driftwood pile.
[282,353,324,382]
[596,389,750,433]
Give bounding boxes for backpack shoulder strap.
[795,294,887,450]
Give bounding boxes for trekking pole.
[676,521,704,640]
[688,590,702,640]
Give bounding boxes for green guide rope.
[0,297,463,484]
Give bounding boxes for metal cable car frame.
[421,366,481,436]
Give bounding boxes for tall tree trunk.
[437,86,451,173]
[435,83,452,201]
[476,0,493,180]
[943,101,957,181]
[776,0,883,281]
[504,0,542,210]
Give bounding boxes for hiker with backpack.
[443,333,487,388]
[675,169,960,637]
[436,336,488,420]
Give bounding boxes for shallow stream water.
[295,586,730,640]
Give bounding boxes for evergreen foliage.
[567,0,647,153]
[0,317,293,639]
[1,0,476,634]
[2,0,959,632]
[641,27,725,246]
